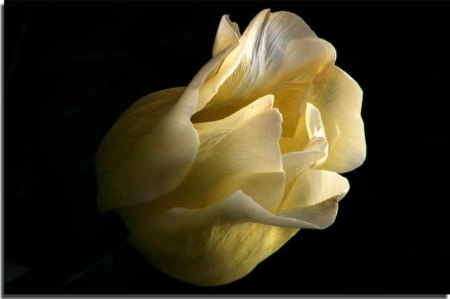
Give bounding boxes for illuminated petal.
[119,103,285,226]
[124,190,307,286]
[194,94,274,157]
[316,107,340,150]
[195,44,238,113]
[192,9,336,125]
[278,169,349,212]
[279,103,329,160]
[310,66,366,173]
[96,48,234,212]
[169,107,285,212]
[212,14,241,57]
[277,197,340,230]
[282,136,327,183]
[125,168,348,286]
[122,172,348,287]
[271,83,311,137]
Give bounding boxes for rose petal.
[212,14,241,57]
[96,47,235,212]
[195,44,239,113]
[277,169,349,212]
[169,106,285,212]
[275,169,348,231]
[192,9,336,128]
[276,197,340,230]
[282,136,328,183]
[125,168,348,287]
[194,94,274,157]
[316,106,340,150]
[279,102,329,159]
[123,190,302,286]
[310,66,366,173]
[271,83,311,137]
[119,102,285,225]
[122,167,349,286]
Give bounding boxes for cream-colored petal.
[282,136,328,183]
[317,107,340,150]
[276,197,339,229]
[96,88,189,212]
[279,106,309,154]
[96,48,234,212]
[212,15,241,57]
[196,104,288,209]
[272,83,311,137]
[278,169,349,212]
[279,102,329,166]
[310,66,366,173]
[119,106,285,230]
[226,172,286,213]
[122,169,350,285]
[170,107,285,212]
[195,44,238,113]
[171,45,235,119]
[124,190,311,286]
[192,9,336,124]
[305,102,326,139]
[194,94,274,157]
[122,169,348,286]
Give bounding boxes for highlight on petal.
[192,9,336,126]
[309,66,366,173]
[96,47,235,212]
[212,15,241,57]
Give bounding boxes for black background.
[4,1,449,295]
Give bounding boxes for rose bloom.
[96,9,366,286]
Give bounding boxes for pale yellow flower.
[96,9,366,286]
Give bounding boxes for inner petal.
[277,169,349,212]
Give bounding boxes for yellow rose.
[95,9,366,286]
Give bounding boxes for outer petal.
[310,66,366,173]
[123,190,307,287]
[122,171,349,286]
[96,47,234,212]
